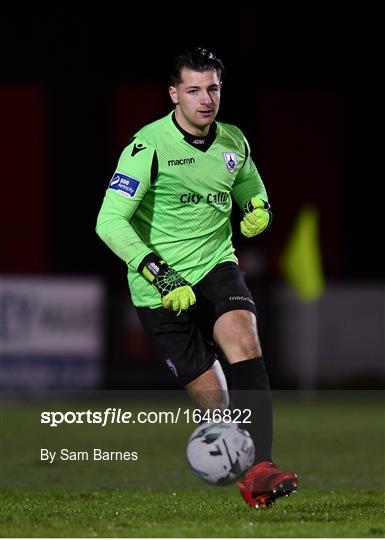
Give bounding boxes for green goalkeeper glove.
[139,253,196,312]
[240,197,272,238]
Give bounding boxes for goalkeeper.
[96,46,297,509]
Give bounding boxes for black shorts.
[136,262,257,386]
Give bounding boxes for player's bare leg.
[213,310,261,363]
[185,359,229,412]
[213,309,298,509]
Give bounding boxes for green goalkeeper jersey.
[96,111,268,308]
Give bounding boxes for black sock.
[229,357,272,464]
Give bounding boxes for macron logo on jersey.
[109,172,141,197]
[168,157,195,167]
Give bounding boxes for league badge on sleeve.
[108,172,141,197]
[223,152,237,173]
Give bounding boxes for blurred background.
[1,7,384,391]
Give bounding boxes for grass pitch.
[1,392,384,537]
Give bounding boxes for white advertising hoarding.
[0,277,104,389]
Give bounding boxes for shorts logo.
[165,358,179,378]
[223,152,237,173]
[108,172,140,197]
[228,295,255,305]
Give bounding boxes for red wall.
[0,86,47,273]
[113,84,169,151]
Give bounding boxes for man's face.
[169,68,221,135]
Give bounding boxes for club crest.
[223,152,237,173]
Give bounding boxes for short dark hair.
[169,47,225,86]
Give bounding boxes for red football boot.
[238,461,298,509]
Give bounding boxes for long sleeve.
[96,189,153,270]
[232,139,268,209]
[96,138,156,271]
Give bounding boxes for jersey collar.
[172,112,217,153]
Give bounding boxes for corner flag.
[281,205,325,302]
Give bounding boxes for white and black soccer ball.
[186,421,255,486]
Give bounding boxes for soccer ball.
[186,421,255,486]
